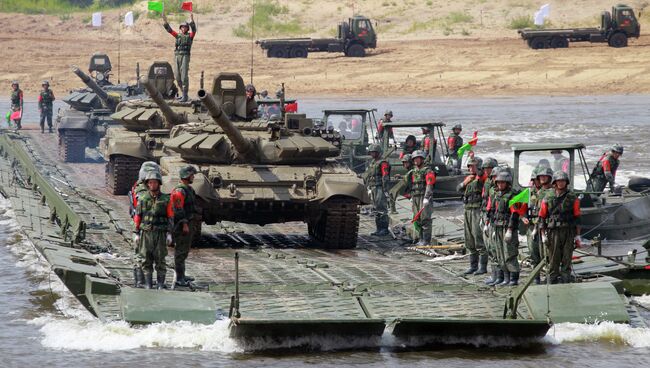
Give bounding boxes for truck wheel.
[346,44,366,57]
[530,37,547,50]
[268,47,287,58]
[608,33,628,48]
[289,46,308,58]
[550,37,568,48]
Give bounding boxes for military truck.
[56,53,145,162]
[320,108,379,173]
[256,16,377,58]
[518,4,640,49]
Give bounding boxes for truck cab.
[611,4,640,37]
[339,16,377,56]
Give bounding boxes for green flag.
[508,188,530,208]
[456,142,472,159]
[5,111,10,123]
[148,1,164,13]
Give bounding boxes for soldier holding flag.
[406,150,436,245]
[9,81,23,130]
[162,2,197,102]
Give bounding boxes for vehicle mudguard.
[57,109,91,131]
[107,139,151,161]
[315,177,370,204]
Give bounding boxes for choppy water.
[2,96,650,367]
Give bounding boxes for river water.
[1,96,650,367]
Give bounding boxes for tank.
[157,74,369,249]
[56,53,145,162]
[100,61,201,195]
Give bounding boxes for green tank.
[56,53,145,162]
[158,74,369,249]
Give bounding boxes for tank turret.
[72,67,118,110]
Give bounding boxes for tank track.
[58,130,87,162]
[309,197,360,249]
[106,155,144,195]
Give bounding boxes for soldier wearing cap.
[162,11,197,102]
[38,80,55,133]
[133,171,174,289]
[9,81,23,130]
[589,144,624,193]
[364,144,391,236]
[447,124,464,171]
[171,165,200,286]
[539,170,581,284]
[405,150,436,245]
[458,156,487,275]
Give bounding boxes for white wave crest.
[545,321,650,348]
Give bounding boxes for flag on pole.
[91,12,102,27]
[534,4,550,26]
[457,131,478,159]
[10,109,22,121]
[5,111,10,124]
[508,188,530,208]
[181,2,193,12]
[148,1,164,13]
[124,11,134,27]
[412,207,425,232]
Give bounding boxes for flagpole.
[250,0,255,84]
[118,11,121,84]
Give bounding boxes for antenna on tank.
[117,12,122,84]
[250,0,255,85]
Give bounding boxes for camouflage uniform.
[365,149,391,236]
[171,166,200,285]
[38,84,55,133]
[487,172,521,286]
[10,82,23,129]
[589,149,621,192]
[481,165,500,284]
[447,125,464,171]
[458,158,486,275]
[526,167,554,283]
[406,154,436,244]
[164,20,197,101]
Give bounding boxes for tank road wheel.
[309,197,360,249]
[608,32,628,48]
[268,46,287,58]
[106,155,144,195]
[550,37,568,48]
[530,37,547,50]
[58,130,87,162]
[346,44,366,57]
[289,46,308,58]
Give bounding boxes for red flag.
[285,102,298,113]
[469,131,478,146]
[181,1,193,11]
[10,110,22,120]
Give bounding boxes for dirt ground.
[2,2,650,98]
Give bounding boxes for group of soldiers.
[8,80,56,133]
[129,163,200,289]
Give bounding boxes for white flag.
[534,4,550,26]
[124,11,134,27]
[92,12,102,27]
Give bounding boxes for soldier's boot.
[463,254,479,275]
[133,268,144,288]
[40,125,45,134]
[484,266,498,285]
[180,88,189,102]
[175,264,190,287]
[488,269,504,286]
[144,272,153,289]
[498,271,511,287]
[474,254,488,275]
[156,272,167,290]
[370,218,381,236]
[508,272,520,286]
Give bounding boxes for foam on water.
[545,322,650,348]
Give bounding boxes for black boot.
[175,264,190,286]
[156,272,166,290]
[370,218,381,235]
[463,254,479,275]
[509,272,520,286]
[475,254,488,275]
[484,266,498,285]
[498,271,511,286]
[134,268,144,288]
[489,270,504,286]
[144,272,153,289]
[180,88,189,102]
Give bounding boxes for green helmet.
[42,80,50,86]
[401,153,412,162]
[138,161,160,181]
[491,166,501,178]
[530,167,539,180]
[384,110,393,117]
[144,170,162,184]
[180,21,190,28]
[483,157,497,169]
[368,144,381,153]
[467,156,482,169]
[611,144,624,154]
[552,170,570,184]
[179,165,197,179]
[495,171,512,184]
[411,150,427,160]
[537,166,554,178]
[452,124,462,130]
[11,80,19,87]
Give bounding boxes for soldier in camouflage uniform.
[133,171,174,289]
[365,144,391,236]
[38,81,55,133]
[377,110,394,139]
[589,144,623,193]
[458,157,487,275]
[523,166,553,284]
[539,171,582,284]
[163,11,197,102]
[447,124,464,172]
[171,165,200,286]
[10,81,23,130]
[486,170,521,286]
[480,158,499,284]
[405,150,436,245]
[245,84,259,120]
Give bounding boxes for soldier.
[365,144,391,236]
[458,157,487,275]
[539,171,581,284]
[259,90,269,99]
[245,84,258,120]
[377,110,393,139]
[589,144,623,193]
[447,124,464,171]
[10,81,23,130]
[38,81,55,133]
[481,163,502,285]
[133,171,174,289]
[162,11,197,102]
[406,150,436,245]
[421,127,436,153]
[523,166,553,284]
[486,170,521,286]
[171,165,199,286]
[400,153,413,174]
[399,135,418,159]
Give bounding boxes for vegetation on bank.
[233,0,313,39]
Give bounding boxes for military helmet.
[411,150,427,160]
[611,144,624,154]
[530,167,539,180]
[144,170,162,184]
[384,110,393,117]
[245,84,256,94]
[495,171,512,184]
[483,157,497,169]
[401,153,412,162]
[368,144,381,153]
[138,161,160,181]
[260,89,268,97]
[179,21,190,28]
[42,80,50,86]
[275,89,284,98]
[552,170,570,184]
[11,80,19,86]
[491,166,501,177]
[179,165,197,179]
[537,166,554,178]
[467,156,482,169]
[405,134,416,144]
[452,124,462,130]
[421,127,430,133]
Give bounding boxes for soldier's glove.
[132,232,140,244]
[166,233,173,246]
[574,235,582,249]
[423,198,430,206]
[504,229,513,243]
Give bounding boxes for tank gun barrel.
[72,66,116,109]
[140,77,187,126]
[198,89,254,158]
